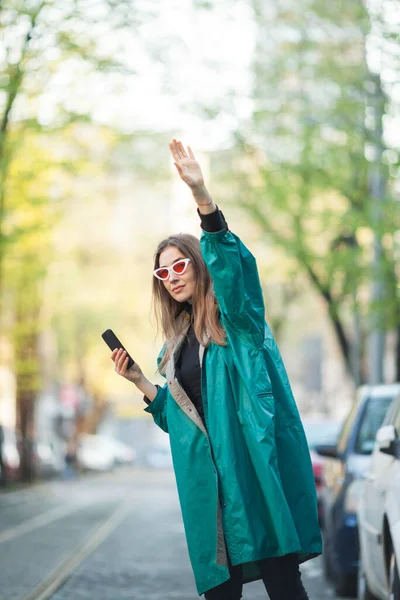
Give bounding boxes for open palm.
[169,139,204,189]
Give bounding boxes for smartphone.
[101,329,135,369]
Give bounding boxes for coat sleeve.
[200,227,265,348]
[143,383,169,433]
[143,343,169,433]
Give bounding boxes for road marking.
[22,500,134,600]
[0,501,89,544]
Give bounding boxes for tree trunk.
[303,261,357,383]
[326,305,352,377]
[16,389,36,482]
[14,285,41,483]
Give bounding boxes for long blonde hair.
[152,233,226,372]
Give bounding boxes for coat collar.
[165,311,227,568]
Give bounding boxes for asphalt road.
[0,468,345,600]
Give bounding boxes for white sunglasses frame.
[153,258,191,281]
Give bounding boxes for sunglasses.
[153,258,191,281]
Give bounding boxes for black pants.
[204,553,310,600]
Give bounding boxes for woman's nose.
[169,272,180,283]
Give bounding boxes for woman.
[112,139,322,599]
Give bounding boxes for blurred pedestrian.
[111,139,321,599]
[63,438,78,480]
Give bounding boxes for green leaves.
[215,0,400,382]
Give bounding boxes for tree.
[0,0,157,309]
[0,0,163,479]
[2,132,57,480]
[220,0,399,382]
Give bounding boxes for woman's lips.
[173,285,185,293]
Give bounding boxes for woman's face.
[158,245,196,303]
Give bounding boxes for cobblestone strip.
[0,498,125,600]
[23,500,135,600]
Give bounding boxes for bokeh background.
[0,0,398,482]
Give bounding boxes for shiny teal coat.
[145,227,322,595]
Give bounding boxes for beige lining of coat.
[165,312,228,568]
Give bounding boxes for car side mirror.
[314,444,341,460]
[376,425,400,458]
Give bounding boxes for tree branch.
[242,192,353,377]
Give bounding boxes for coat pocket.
[255,391,274,405]
[254,392,275,416]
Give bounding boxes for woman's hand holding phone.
[112,349,143,384]
[103,330,158,402]
[111,349,158,402]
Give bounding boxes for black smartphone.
[101,329,135,369]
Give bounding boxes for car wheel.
[334,572,357,598]
[358,554,378,600]
[389,552,400,600]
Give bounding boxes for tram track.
[21,500,134,600]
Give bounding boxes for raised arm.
[200,227,265,347]
[169,140,265,347]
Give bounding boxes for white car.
[99,436,136,466]
[358,392,400,600]
[77,434,135,472]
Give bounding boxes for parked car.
[99,436,136,466]
[357,392,400,600]
[316,383,400,597]
[77,434,136,472]
[302,418,342,525]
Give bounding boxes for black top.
[175,304,205,424]
[144,206,228,421]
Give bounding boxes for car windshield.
[355,396,394,455]
[302,420,341,450]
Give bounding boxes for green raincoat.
[145,227,322,595]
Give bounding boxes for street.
[0,468,344,600]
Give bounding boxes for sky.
[3,0,398,155]
[33,0,399,156]
[37,0,256,151]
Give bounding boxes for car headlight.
[344,479,365,514]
